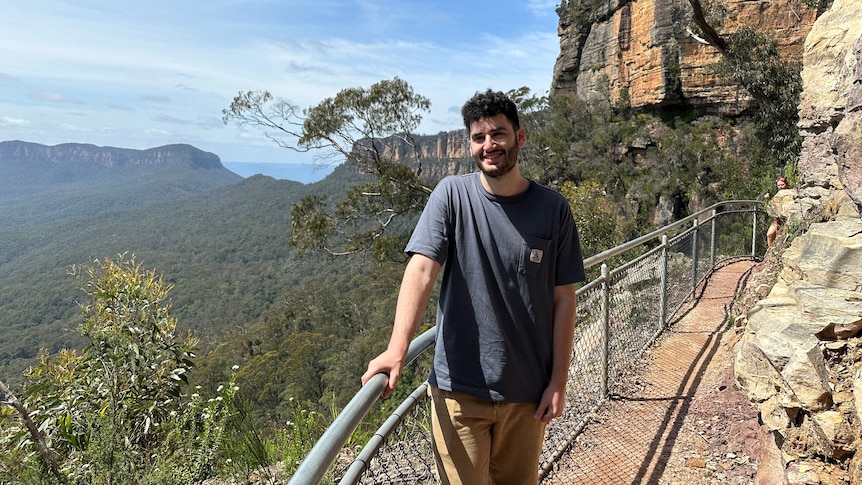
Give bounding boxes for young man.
[361,90,585,484]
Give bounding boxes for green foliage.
[709,27,804,172]
[192,261,421,426]
[298,78,429,154]
[521,82,787,234]
[290,194,337,256]
[561,180,629,258]
[519,90,606,186]
[685,0,810,179]
[702,0,728,32]
[219,395,331,482]
[75,253,196,405]
[783,218,808,244]
[145,382,238,484]
[323,158,430,257]
[0,255,238,484]
[279,398,329,478]
[292,77,435,256]
[556,0,612,25]
[0,168,366,387]
[213,391,331,483]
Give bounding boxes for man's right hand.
[361,349,406,398]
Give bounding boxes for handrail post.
[600,263,610,397]
[690,219,699,294]
[659,235,668,329]
[751,203,759,257]
[710,209,717,269]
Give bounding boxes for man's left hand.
[535,381,566,422]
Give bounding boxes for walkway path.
[544,260,768,484]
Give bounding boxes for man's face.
[469,113,526,178]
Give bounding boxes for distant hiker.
[766,177,790,247]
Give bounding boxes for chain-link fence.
[291,201,768,485]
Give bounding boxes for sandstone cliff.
[553,0,818,113]
[370,132,473,180]
[0,141,242,227]
[797,1,862,215]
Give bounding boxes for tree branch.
[686,0,729,55]
[0,379,66,483]
[686,0,770,107]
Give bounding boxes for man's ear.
[517,128,527,147]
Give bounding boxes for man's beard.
[474,145,518,178]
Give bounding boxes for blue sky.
[0,1,561,166]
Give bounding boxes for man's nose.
[481,136,496,150]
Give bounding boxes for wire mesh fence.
[297,201,768,485]
[349,387,436,484]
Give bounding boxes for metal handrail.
[289,199,765,484]
[288,328,435,485]
[339,382,431,484]
[581,199,759,267]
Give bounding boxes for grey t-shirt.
[406,173,585,402]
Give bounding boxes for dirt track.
[544,260,771,484]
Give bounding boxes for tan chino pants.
[429,385,546,485]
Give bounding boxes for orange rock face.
[553,0,818,112]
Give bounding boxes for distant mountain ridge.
[0,140,224,170]
[0,140,243,230]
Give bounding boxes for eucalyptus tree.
[223,77,434,258]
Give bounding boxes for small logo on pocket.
[529,249,544,264]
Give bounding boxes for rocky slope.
[730,0,862,481]
[797,0,862,213]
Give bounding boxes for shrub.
[0,255,238,484]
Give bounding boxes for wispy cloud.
[106,103,135,112]
[141,95,172,104]
[1,116,30,126]
[30,92,85,104]
[153,114,189,125]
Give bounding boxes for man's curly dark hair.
[461,89,520,132]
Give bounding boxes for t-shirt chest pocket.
[519,235,552,277]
